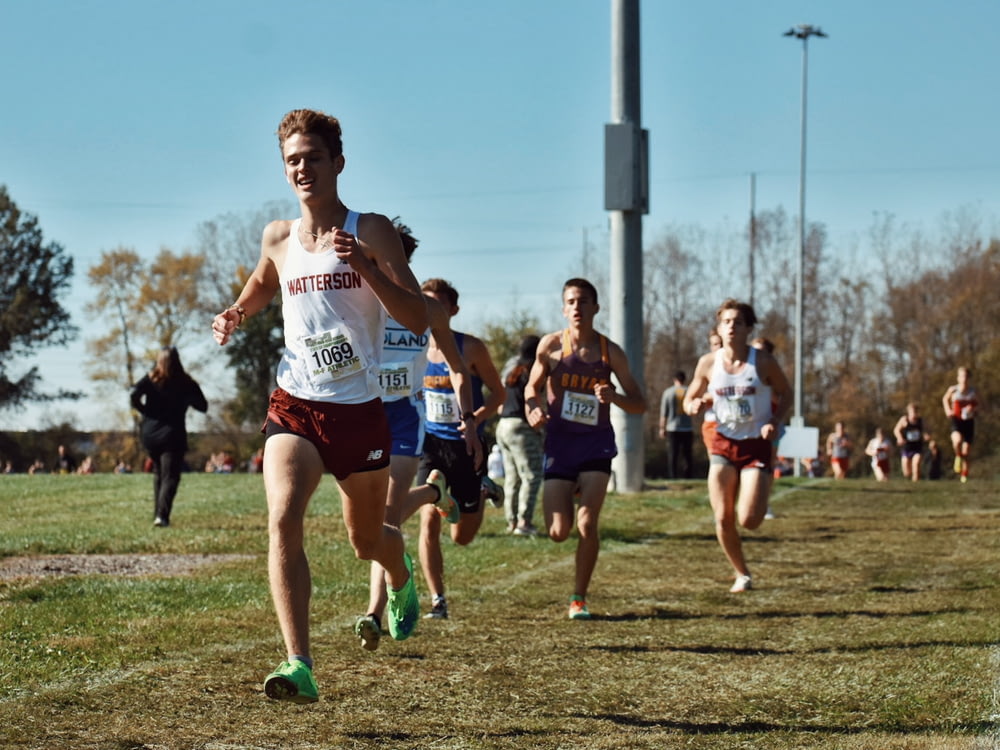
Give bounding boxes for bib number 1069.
[312,341,355,369]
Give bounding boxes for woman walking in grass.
[130,347,207,527]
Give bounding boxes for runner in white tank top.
[707,347,773,442]
[684,299,791,595]
[276,213,384,404]
[210,110,430,703]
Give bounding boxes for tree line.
[1,184,995,476]
[637,207,997,475]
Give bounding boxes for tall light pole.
[748,172,756,309]
[605,0,647,492]
[783,24,826,463]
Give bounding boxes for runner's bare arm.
[600,341,646,414]
[683,352,714,416]
[524,332,559,429]
[212,220,285,346]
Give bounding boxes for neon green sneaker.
[568,594,591,620]
[428,469,460,524]
[354,614,381,652]
[387,552,419,640]
[263,659,318,704]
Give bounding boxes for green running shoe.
[387,552,419,641]
[428,469,460,524]
[263,659,318,704]
[568,594,591,620]
[354,614,381,652]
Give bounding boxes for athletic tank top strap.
[290,210,359,240]
[560,329,609,363]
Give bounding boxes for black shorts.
[544,457,613,482]
[950,417,975,444]
[417,432,485,514]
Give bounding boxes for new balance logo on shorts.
[366,450,384,461]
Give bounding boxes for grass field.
[1,470,998,749]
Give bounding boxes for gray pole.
[784,24,826,475]
[607,0,645,492]
[749,172,756,309]
[796,34,807,431]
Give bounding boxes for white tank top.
[379,317,430,403]
[707,347,772,441]
[275,212,385,404]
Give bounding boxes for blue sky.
[4,0,999,431]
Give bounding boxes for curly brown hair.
[276,109,343,158]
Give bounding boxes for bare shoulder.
[355,212,397,251]
[426,295,450,329]
[694,350,715,375]
[463,332,486,351]
[463,333,493,362]
[262,219,293,252]
[538,330,562,355]
[604,335,632,370]
[755,348,777,367]
[756,349,787,382]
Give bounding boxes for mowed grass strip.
[1,472,997,749]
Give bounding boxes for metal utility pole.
[605,0,647,492]
[749,172,757,308]
[783,23,826,474]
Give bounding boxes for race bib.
[303,326,367,386]
[425,389,460,424]
[379,361,414,398]
[561,391,599,426]
[718,395,753,424]
[905,428,922,442]
[961,405,974,420]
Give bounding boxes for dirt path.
[0,553,255,580]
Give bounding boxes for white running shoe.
[730,574,753,593]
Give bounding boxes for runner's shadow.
[572,712,994,737]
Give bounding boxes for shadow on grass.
[347,728,549,742]
[597,605,974,623]
[590,636,992,656]
[574,712,994,736]
[602,530,675,544]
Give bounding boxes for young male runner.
[684,299,792,593]
[354,222,480,650]
[212,109,428,703]
[941,366,980,483]
[414,278,505,620]
[524,278,647,619]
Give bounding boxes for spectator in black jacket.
[130,347,208,527]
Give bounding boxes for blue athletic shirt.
[422,332,484,440]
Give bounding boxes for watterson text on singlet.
[285,270,363,296]
[714,385,757,396]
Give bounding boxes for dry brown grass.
[1,474,997,749]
